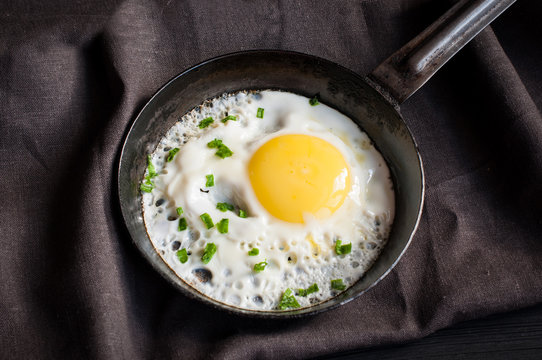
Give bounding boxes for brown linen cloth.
[1,0,541,359]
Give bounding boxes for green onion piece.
[217,218,229,234]
[207,138,223,148]
[207,139,233,158]
[239,209,248,218]
[335,240,352,255]
[331,279,346,291]
[140,183,154,193]
[206,174,214,187]
[215,144,233,158]
[198,117,214,129]
[309,96,320,106]
[221,115,237,123]
[176,207,184,216]
[200,213,214,229]
[297,283,319,297]
[256,107,264,118]
[146,155,158,178]
[277,288,300,310]
[176,248,188,263]
[141,155,159,193]
[201,243,217,264]
[166,148,180,162]
[216,202,234,212]
[253,259,268,273]
[178,217,187,231]
[248,248,259,256]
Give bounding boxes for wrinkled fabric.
[1,0,541,359]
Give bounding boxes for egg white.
[142,91,394,310]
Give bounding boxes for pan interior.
[118,51,424,317]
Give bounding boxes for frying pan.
[118,0,516,317]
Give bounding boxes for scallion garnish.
[140,155,158,192]
[215,144,233,158]
[297,283,319,297]
[334,240,352,255]
[200,213,214,229]
[140,183,153,193]
[198,116,214,129]
[216,202,234,212]
[217,218,229,234]
[277,288,300,310]
[256,107,264,118]
[331,279,346,291]
[206,174,214,187]
[309,96,320,106]
[166,148,180,162]
[239,209,248,218]
[207,138,233,158]
[221,115,237,123]
[176,207,184,216]
[178,217,187,231]
[207,139,223,148]
[253,259,268,273]
[201,243,217,264]
[176,248,188,263]
[146,155,158,178]
[248,248,259,256]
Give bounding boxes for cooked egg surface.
[142,90,394,311]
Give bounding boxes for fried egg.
[142,90,394,310]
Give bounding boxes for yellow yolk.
[248,134,351,223]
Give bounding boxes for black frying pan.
[118,0,515,317]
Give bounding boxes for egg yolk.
[248,134,351,223]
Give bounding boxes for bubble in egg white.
[142,90,394,310]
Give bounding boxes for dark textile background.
[1,0,541,359]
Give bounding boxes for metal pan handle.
[368,0,516,104]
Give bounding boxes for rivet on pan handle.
[368,0,517,104]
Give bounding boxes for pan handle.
[367,0,516,104]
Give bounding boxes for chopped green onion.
[253,259,268,273]
[141,155,158,193]
[176,248,188,263]
[146,155,158,178]
[215,144,233,158]
[200,213,214,229]
[201,243,217,264]
[248,248,259,256]
[198,117,214,129]
[297,283,319,297]
[277,288,300,310]
[256,107,264,118]
[309,96,320,106]
[216,202,234,212]
[178,217,187,231]
[221,115,237,123]
[335,240,352,255]
[206,174,214,187]
[207,138,233,158]
[207,139,223,148]
[176,207,184,216]
[239,209,248,218]
[166,148,180,162]
[140,183,154,193]
[217,218,229,234]
[331,279,346,291]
